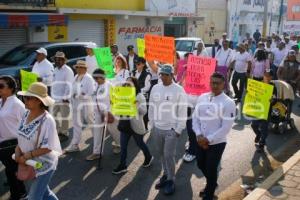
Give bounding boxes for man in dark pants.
[0,139,27,200]
[193,72,236,200]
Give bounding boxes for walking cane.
[97,123,107,170]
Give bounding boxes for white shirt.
[148,82,187,134]
[52,64,74,102]
[215,48,233,67]
[17,111,62,177]
[72,73,95,100]
[193,49,209,57]
[86,55,98,75]
[112,69,130,86]
[128,55,135,72]
[192,92,236,145]
[94,81,111,114]
[0,96,25,143]
[232,51,252,73]
[272,48,288,66]
[134,70,151,94]
[32,59,54,86]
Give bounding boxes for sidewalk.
[244,150,300,200]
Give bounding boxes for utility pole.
[262,0,269,37]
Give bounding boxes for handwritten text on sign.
[184,55,216,95]
[145,34,175,64]
[20,70,38,91]
[110,87,137,117]
[242,79,274,120]
[93,47,115,79]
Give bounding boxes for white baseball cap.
[36,48,47,56]
[85,42,97,49]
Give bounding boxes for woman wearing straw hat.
[65,60,95,153]
[15,82,62,200]
[0,76,27,200]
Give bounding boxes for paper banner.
[137,38,145,58]
[184,55,216,95]
[298,42,300,49]
[110,86,137,117]
[20,70,38,91]
[145,34,175,64]
[176,59,187,83]
[242,79,274,120]
[93,47,115,79]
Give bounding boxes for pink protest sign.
[184,55,216,95]
[176,59,187,83]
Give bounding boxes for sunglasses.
[0,83,7,89]
[23,96,36,101]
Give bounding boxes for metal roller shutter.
[68,20,105,47]
[0,28,27,56]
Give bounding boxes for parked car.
[0,42,93,79]
[175,37,204,58]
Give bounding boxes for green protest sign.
[93,47,115,79]
[20,70,38,91]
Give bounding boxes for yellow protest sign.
[137,38,145,58]
[110,86,137,117]
[20,70,38,91]
[242,79,274,120]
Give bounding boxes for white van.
[175,37,204,58]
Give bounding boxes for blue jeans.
[251,120,268,145]
[186,107,197,155]
[120,130,152,167]
[28,170,58,200]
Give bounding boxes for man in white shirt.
[271,41,288,79]
[85,43,98,75]
[51,51,74,142]
[215,39,233,94]
[32,47,54,94]
[229,43,252,102]
[148,64,187,195]
[65,60,95,153]
[125,45,139,73]
[193,72,236,200]
[193,42,209,57]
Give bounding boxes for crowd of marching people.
[0,30,300,200]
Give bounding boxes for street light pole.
[262,0,269,37]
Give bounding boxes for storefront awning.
[0,14,68,28]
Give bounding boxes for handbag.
[16,114,46,181]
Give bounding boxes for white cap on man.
[36,48,48,56]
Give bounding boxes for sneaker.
[183,153,196,163]
[163,180,175,195]
[112,146,121,154]
[254,135,261,143]
[142,156,153,168]
[112,164,127,175]
[155,175,168,190]
[64,144,80,153]
[86,154,100,161]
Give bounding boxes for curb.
[243,150,300,200]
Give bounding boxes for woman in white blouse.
[113,55,130,84]
[0,76,27,200]
[15,82,62,200]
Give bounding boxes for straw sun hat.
[17,82,55,107]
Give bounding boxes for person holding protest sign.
[251,50,270,81]
[111,44,123,63]
[251,71,276,152]
[86,68,118,160]
[193,42,209,57]
[229,43,252,103]
[51,51,74,143]
[132,57,152,129]
[32,48,54,94]
[85,43,98,75]
[114,55,130,84]
[65,60,95,153]
[15,82,62,200]
[0,76,27,200]
[149,64,187,195]
[193,72,236,200]
[112,77,153,174]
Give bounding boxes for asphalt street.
[1,100,300,200]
